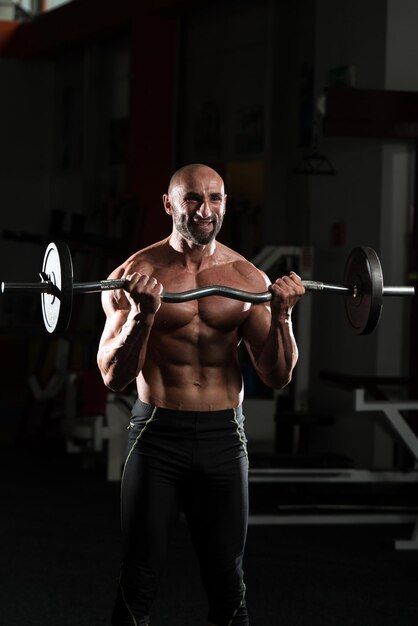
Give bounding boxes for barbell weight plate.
[343,246,383,335]
[41,242,73,333]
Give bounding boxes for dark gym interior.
[0,1,417,625]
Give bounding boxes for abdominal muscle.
[135,319,245,411]
[136,364,244,411]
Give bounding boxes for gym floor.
[1,441,417,626]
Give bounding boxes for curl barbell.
[0,241,415,335]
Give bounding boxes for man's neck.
[168,232,217,269]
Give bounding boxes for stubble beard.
[174,213,223,246]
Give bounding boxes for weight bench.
[320,371,418,549]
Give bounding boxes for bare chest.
[152,265,252,332]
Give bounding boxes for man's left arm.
[241,272,305,389]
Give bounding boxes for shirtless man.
[97,163,305,626]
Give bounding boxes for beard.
[173,212,224,245]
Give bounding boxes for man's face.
[166,169,226,246]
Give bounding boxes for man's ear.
[163,194,172,215]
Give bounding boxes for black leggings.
[111,399,249,626]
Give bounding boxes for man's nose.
[196,201,212,218]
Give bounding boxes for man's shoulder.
[117,238,169,275]
[216,243,268,288]
[216,241,256,269]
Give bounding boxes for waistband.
[131,397,243,420]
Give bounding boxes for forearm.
[253,316,299,389]
[98,312,154,392]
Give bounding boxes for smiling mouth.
[193,218,214,227]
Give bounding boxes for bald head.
[168,164,225,197]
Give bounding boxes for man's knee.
[111,559,157,626]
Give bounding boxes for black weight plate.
[41,242,73,333]
[343,246,383,335]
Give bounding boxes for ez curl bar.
[1,241,415,335]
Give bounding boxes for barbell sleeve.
[1,282,52,293]
[382,286,415,296]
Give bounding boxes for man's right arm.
[97,307,156,392]
[97,269,162,392]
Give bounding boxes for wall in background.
[0,0,416,468]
